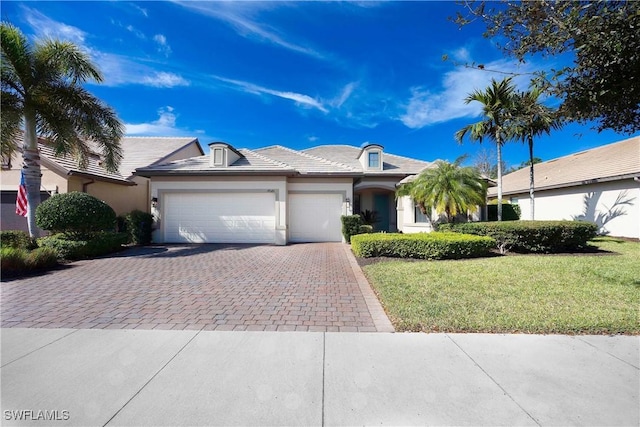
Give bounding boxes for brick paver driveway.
[1,243,392,332]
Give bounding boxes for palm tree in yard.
[511,86,562,220]
[1,22,123,237]
[455,77,516,221]
[397,156,487,224]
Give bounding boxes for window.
[368,151,380,168]
[213,148,224,166]
[414,204,429,223]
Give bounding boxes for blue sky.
[3,1,638,168]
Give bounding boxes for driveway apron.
[1,243,393,332]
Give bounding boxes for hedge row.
[1,247,58,274]
[38,232,128,260]
[1,230,37,250]
[438,221,597,253]
[351,232,496,260]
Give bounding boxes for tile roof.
[488,136,640,196]
[115,137,203,178]
[254,145,356,174]
[303,145,432,175]
[37,142,132,184]
[12,135,202,184]
[135,148,296,175]
[138,143,433,177]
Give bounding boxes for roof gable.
[136,143,433,177]
[489,136,640,196]
[117,137,203,178]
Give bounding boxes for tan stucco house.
[136,142,432,244]
[1,136,203,231]
[488,136,640,239]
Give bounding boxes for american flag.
[16,170,28,217]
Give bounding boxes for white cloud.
[172,1,325,60]
[22,6,86,45]
[307,135,319,142]
[20,8,184,88]
[142,72,188,88]
[330,82,358,108]
[92,52,189,88]
[399,59,538,129]
[126,25,146,40]
[153,34,172,56]
[214,75,328,113]
[131,4,148,17]
[125,106,181,135]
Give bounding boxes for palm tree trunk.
[496,140,503,221]
[22,110,42,238]
[528,136,535,220]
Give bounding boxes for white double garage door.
[163,192,343,243]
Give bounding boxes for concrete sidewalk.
[1,329,638,426]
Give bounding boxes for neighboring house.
[487,136,640,239]
[1,136,203,232]
[135,142,432,244]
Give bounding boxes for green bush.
[1,247,27,271]
[1,247,58,274]
[359,224,374,234]
[124,210,154,245]
[440,220,598,253]
[25,247,58,269]
[341,215,364,243]
[351,232,496,260]
[487,203,521,221]
[38,232,128,260]
[35,192,116,238]
[1,230,37,250]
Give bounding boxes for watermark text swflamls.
[4,409,70,421]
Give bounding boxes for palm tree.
[511,86,562,220]
[1,22,123,237]
[455,78,516,221]
[397,156,487,224]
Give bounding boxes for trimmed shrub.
[1,247,58,274]
[440,220,598,253]
[36,192,116,238]
[1,230,37,250]
[341,215,364,243]
[351,232,496,260]
[487,203,521,221]
[1,247,27,272]
[38,232,128,260]
[25,247,58,269]
[124,210,154,245]
[359,224,374,234]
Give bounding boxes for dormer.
[357,143,384,172]
[208,142,243,167]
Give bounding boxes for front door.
[373,193,390,231]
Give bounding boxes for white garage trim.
[161,190,276,244]
[288,191,345,242]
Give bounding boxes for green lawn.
[362,238,640,334]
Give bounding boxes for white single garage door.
[163,192,276,243]
[289,193,343,242]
